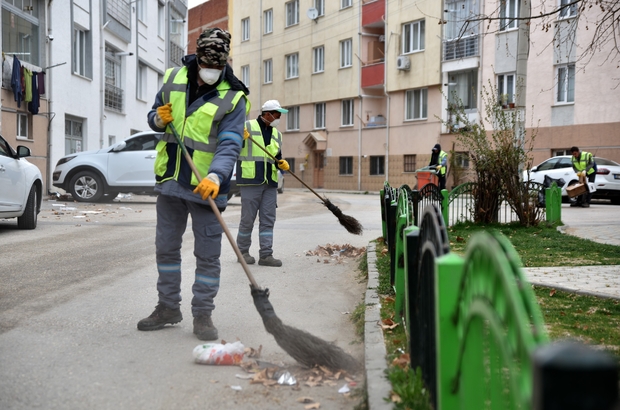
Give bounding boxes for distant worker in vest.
[236,100,289,267]
[429,143,448,190]
[570,146,596,208]
[137,28,250,341]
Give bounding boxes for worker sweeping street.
[236,100,289,267]
[137,27,250,341]
[570,146,596,208]
[429,143,448,190]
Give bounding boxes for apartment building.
[231,0,443,192]
[1,0,189,192]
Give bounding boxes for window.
[287,106,300,131]
[314,103,326,129]
[447,69,478,110]
[65,117,84,154]
[404,155,417,172]
[455,152,470,168]
[443,0,480,60]
[286,53,299,79]
[2,6,40,66]
[370,156,385,176]
[405,88,428,120]
[402,20,425,54]
[341,0,352,9]
[553,148,571,156]
[263,59,272,84]
[556,64,575,103]
[341,99,354,126]
[315,0,325,16]
[500,0,519,31]
[264,9,273,34]
[241,18,250,41]
[340,157,353,175]
[241,65,250,88]
[286,0,299,27]
[136,0,145,22]
[497,73,515,104]
[559,0,577,18]
[73,27,88,76]
[137,63,147,101]
[158,3,165,37]
[17,113,29,139]
[313,46,324,73]
[105,47,124,112]
[340,38,352,68]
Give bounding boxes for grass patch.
[448,221,620,267]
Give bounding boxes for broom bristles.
[323,199,364,235]
[262,315,360,373]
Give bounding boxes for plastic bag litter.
[193,341,245,365]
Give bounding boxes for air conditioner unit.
[378,35,385,42]
[396,55,410,71]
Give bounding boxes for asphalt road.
[0,190,383,410]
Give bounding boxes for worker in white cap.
[236,100,289,267]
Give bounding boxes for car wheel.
[17,185,38,230]
[101,192,120,202]
[69,170,105,202]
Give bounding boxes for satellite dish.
[307,7,318,20]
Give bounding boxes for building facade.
[1,0,189,192]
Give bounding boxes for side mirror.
[111,141,127,152]
[531,166,538,172]
[16,145,31,158]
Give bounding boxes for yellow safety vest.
[571,151,595,176]
[237,119,281,186]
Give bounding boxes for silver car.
[524,155,620,205]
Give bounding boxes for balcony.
[443,35,479,61]
[362,62,384,88]
[362,0,385,27]
[105,83,124,112]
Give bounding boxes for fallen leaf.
[390,392,402,403]
[297,397,315,403]
[304,403,320,409]
[549,289,556,297]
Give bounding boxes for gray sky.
[188,0,208,9]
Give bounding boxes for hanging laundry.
[37,71,45,95]
[11,55,22,107]
[23,67,32,103]
[28,73,39,115]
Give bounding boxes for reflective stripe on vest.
[572,152,595,175]
[238,120,282,164]
[439,151,447,176]
[238,120,281,185]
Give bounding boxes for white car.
[0,135,43,229]
[524,155,620,205]
[53,131,240,203]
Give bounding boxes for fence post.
[532,341,619,410]
[545,182,562,223]
[380,188,387,239]
[435,253,464,410]
[403,225,420,348]
[441,189,449,227]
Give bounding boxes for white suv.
[53,131,240,202]
[0,135,42,229]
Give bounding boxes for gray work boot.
[258,255,282,267]
[238,252,255,265]
[193,314,218,341]
[137,303,183,331]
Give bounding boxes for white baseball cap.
[261,100,288,113]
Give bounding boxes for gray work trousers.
[155,194,223,316]
[236,184,277,259]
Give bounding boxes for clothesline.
[3,53,45,115]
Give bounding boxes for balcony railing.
[362,0,385,27]
[443,35,479,61]
[362,62,384,88]
[170,41,184,67]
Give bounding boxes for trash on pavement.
[193,341,245,365]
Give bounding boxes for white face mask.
[269,118,281,128]
[199,68,222,85]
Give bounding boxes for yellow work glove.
[436,165,442,171]
[193,173,220,200]
[243,128,250,140]
[155,103,173,128]
[278,159,290,171]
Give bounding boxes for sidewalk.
[364,202,620,409]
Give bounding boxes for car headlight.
[56,156,76,166]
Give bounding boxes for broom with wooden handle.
[245,131,363,236]
[167,122,360,372]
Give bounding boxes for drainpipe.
[258,0,262,114]
[357,0,362,191]
[383,10,389,183]
[100,2,109,150]
[45,1,53,193]
[515,0,531,175]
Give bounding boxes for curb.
[365,242,393,410]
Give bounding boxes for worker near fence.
[570,146,596,208]
[429,143,448,190]
[137,28,250,341]
[236,100,289,267]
